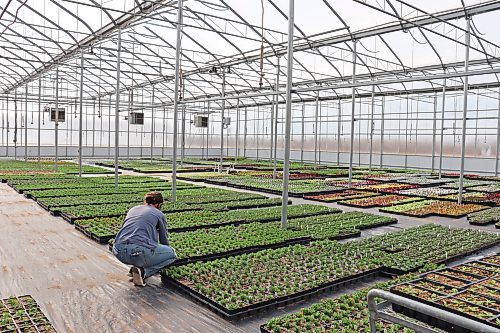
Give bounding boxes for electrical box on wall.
[44,107,66,123]
[194,115,209,128]
[223,117,231,126]
[129,112,144,125]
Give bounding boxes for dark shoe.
[128,267,133,277]
[130,266,146,287]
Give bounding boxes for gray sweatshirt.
[114,204,169,249]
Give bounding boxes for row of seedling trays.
[390,254,500,332]
[0,295,56,333]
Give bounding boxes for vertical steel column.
[108,95,111,157]
[369,85,375,170]
[181,85,186,165]
[235,99,240,162]
[380,96,385,168]
[1,99,4,150]
[431,92,438,172]
[162,106,166,158]
[243,107,247,157]
[6,96,8,157]
[273,57,281,179]
[348,40,357,188]
[270,95,275,162]
[496,88,500,176]
[439,80,446,179]
[171,0,183,201]
[127,91,131,160]
[54,66,59,171]
[24,85,28,160]
[14,92,17,160]
[337,100,341,165]
[458,17,472,204]
[92,99,96,157]
[404,97,409,169]
[150,86,155,162]
[314,92,319,169]
[78,49,84,176]
[114,28,122,188]
[281,0,295,230]
[206,101,210,158]
[300,102,305,162]
[219,70,226,171]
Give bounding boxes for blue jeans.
[113,243,176,278]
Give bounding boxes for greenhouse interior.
[0,0,500,332]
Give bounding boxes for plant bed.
[161,265,381,319]
[0,295,56,333]
[381,200,489,218]
[390,254,500,332]
[468,207,500,226]
[303,190,378,203]
[260,264,444,333]
[162,225,499,318]
[339,195,423,208]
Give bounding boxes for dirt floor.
[0,170,498,333]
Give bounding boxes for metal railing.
[367,289,496,333]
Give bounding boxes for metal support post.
[219,70,226,171]
[171,0,183,201]
[273,57,281,179]
[270,96,275,162]
[281,0,295,230]
[300,102,305,162]
[181,84,186,165]
[162,106,166,158]
[114,28,122,188]
[150,86,155,162]
[127,90,131,160]
[369,85,375,170]
[337,100,341,165]
[6,96,9,157]
[380,96,385,168]
[348,40,357,188]
[78,49,84,176]
[458,17,471,204]
[431,92,438,172]
[108,95,111,157]
[314,92,319,169]
[243,107,247,157]
[496,88,500,176]
[24,85,28,160]
[404,97,409,169]
[54,66,59,171]
[235,99,240,162]
[92,99,96,157]
[439,80,446,179]
[14,92,17,160]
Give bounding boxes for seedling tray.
[168,210,338,233]
[0,295,57,333]
[161,267,380,319]
[378,208,432,218]
[171,237,312,266]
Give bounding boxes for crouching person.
[113,192,176,286]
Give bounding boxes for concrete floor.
[0,169,498,333]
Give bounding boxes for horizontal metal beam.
[3,0,171,94]
[115,0,500,95]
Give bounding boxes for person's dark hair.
[144,192,164,205]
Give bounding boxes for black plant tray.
[161,267,381,319]
[211,200,287,212]
[36,200,50,212]
[60,212,125,224]
[468,219,498,226]
[167,210,339,233]
[378,208,432,218]
[171,237,312,267]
